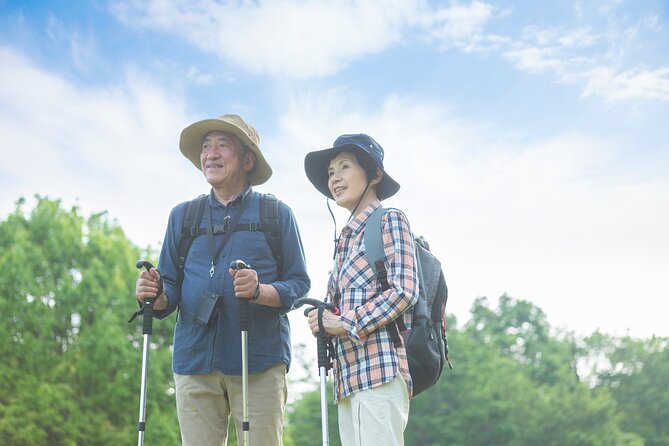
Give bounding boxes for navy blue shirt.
[156,188,310,375]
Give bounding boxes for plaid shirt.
[327,200,418,401]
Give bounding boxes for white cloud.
[111,0,422,79]
[422,0,498,51]
[110,0,507,77]
[503,45,567,74]
[274,87,669,338]
[108,0,669,104]
[45,14,98,74]
[186,66,216,86]
[1,37,667,346]
[581,66,669,102]
[0,46,201,248]
[498,18,669,103]
[503,24,600,76]
[557,27,599,48]
[644,14,661,32]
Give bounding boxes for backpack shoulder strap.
[364,206,389,290]
[364,206,405,346]
[175,194,208,294]
[260,193,283,271]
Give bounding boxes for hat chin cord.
[327,179,373,260]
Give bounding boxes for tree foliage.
[0,197,667,445]
[404,296,644,446]
[580,333,669,446]
[0,197,178,445]
[288,296,661,446]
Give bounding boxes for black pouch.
[195,291,220,326]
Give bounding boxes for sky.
[1,0,668,350]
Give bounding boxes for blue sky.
[1,0,668,343]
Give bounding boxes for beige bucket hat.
[179,114,273,186]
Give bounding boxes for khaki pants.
[174,363,287,446]
[337,375,410,446]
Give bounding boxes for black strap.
[176,194,208,297]
[128,274,164,323]
[174,192,282,300]
[178,222,275,236]
[206,191,252,277]
[368,208,405,348]
[185,193,282,269]
[260,193,282,272]
[376,260,403,346]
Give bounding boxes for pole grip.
[316,308,329,370]
[136,259,157,335]
[239,297,249,331]
[142,299,154,335]
[229,260,251,332]
[293,297,340,372]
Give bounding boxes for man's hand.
[135,267,167,311]
[229,267,259,300]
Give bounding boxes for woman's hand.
[307,308,347,336]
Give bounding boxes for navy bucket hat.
[304,133,400,200]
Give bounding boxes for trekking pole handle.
[230,260,251,332]
[230,259,250,270]
[293,297,339,315]
[136,260,156,335]
[293,298,340,370]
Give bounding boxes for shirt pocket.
[340,246,375,291]
[229,231,275,271]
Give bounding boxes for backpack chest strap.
[182,222,272,237]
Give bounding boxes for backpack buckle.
[249,221,260,231]
[189,227,199,237]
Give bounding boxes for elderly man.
[135,114,310,445]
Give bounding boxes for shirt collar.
[208,184,253,208]
[344,199,382,235]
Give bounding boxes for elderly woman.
[303,134,419,446]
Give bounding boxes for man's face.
[200,131,254,189]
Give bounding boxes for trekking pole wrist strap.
[250,283,261,303]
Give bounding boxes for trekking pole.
[293,297,340,446]
[134,259,159,446]
[230,260,252,446]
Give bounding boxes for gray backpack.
[365,207,452,396]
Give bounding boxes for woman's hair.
[329,149,377,181]
[354,151,379,183]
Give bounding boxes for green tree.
[0,197,179,445]
[583,333,669,446]
[286,381,339,446]
[445,295,642,446]
[467,294,578,385]
[390,296,643,445]
[288,295,646,445]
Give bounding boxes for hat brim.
[304,144,400,200]
[179,118,272,186]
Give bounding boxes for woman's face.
[327,151,372,213]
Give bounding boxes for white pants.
[337,375,410,446]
